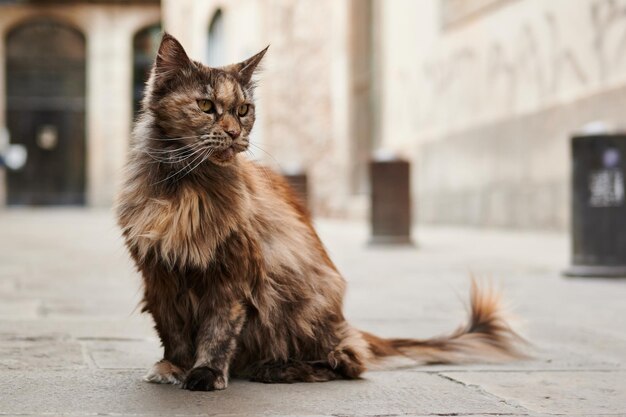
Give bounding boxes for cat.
[116,33,525,391]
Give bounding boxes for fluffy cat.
[116,33,524,391]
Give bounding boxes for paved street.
[0,209,624,417]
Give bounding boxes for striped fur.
[116,33,526,391]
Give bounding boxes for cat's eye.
[198,99,214,113]
[237,104,249,117]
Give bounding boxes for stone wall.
[379,0,626,230]
[163,0,355,216]
[259,0,345,216]
[4,0,617,229]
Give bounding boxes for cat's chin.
[210,147,238,166]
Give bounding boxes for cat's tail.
[362,280,528,366]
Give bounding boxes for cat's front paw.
[182,366,227,391]
[143,359,185,385]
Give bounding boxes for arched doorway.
[6,19,86,205]
[133,24,161,116]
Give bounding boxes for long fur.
[116,33,526,392]
[364,280,526,365]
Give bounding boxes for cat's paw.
[182,366,227,391]
[143,360,185,385]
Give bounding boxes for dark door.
[6,20,86,205]
[133,24,161,116]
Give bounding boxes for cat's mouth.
[214,147,236,162]
[212,144,246,164]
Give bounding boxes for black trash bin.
[565,133,626,277]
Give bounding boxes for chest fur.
[119,186,240,268]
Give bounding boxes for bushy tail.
[363,280,528,365]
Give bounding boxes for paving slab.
[0,210,624,416]
[84,339,162,369]
[0,316,156,340]
[0,369,519,416]
[0,298,40,319]
[441,371,626,415]
[0,336,86,370]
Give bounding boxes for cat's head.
[143,33,267,166]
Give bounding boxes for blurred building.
[0,0,159,206]
[1,0,625,230]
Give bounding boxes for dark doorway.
[133,24,161,117]
[6,20,86,205]
[207,9,225,66]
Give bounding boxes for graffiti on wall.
[419,0,626,130]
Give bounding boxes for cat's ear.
[232,46,269,85]
[154,32,192,80]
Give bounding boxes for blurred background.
[0,0,625,229]
[1,2,626,413]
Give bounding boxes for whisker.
[248,142,284,172]
[151,147,211,185]
[141,135,228,163]
[146,145,208,165]
[142,143,205,164]
[145,134,203,141]
[145,133,226,142]
[143,134,204,142]
[143,146,196,155]
[142,137,230,157]
[143,140,203,153]
[246,149,275,188]
[176,147,214,182]
[145,148,198,161]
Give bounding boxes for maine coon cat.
[116,33,524,391]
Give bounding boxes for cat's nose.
[225,129,241,139]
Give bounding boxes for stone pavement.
[0,209,624,417]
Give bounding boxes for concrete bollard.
[369,158,413,246]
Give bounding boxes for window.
[132,24,161,116]
[207,9,225,66]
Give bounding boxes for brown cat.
[116,33,525,391]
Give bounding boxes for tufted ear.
[232,46,269,85]
[155,32,192,80]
